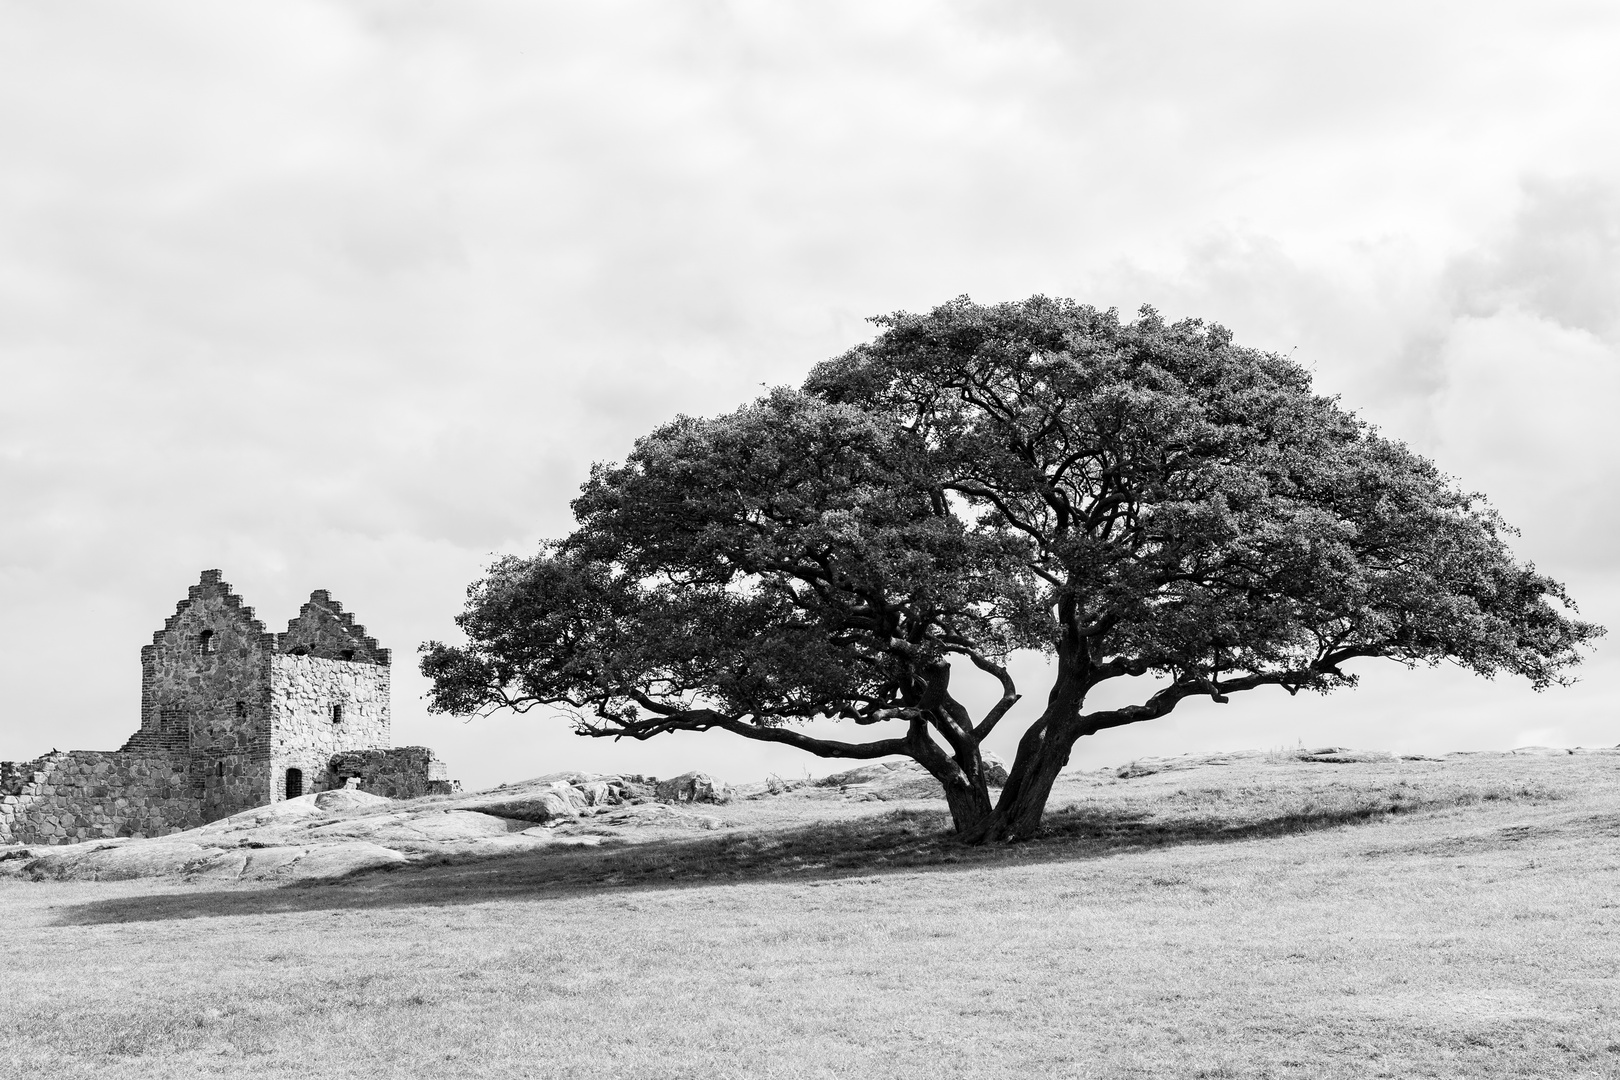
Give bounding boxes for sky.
[2,0,1617,791]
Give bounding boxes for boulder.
[576,780,614,807]
[819,763,899,787]
[655,772,732,804]
[816,755,1008,798]
[1297,748,1396,764]
[457,781,589,823]
[873,770,947,800]
[982,751,1010,786]
[1114,751,1249,778]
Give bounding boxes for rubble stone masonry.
[328,747,457,799]
[0,750,201,845]
[270,654,391,801]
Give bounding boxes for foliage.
[422,297,1602,840]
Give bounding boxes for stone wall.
[138,570,276,821]
[0,750,202,845]
[328,747,457,799]
[269,654,391,802]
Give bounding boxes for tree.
[421,297,1603,842]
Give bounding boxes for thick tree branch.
[585,704,910,760]
[964,651,1022,739]
[944,479,1050,548]
[1076,649,1381,736]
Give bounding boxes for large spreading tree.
[422,297,1602,842]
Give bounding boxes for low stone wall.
[0,750,203,846]
[327,746,457,800]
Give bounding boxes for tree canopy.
[422,297,1603,841]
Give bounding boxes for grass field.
[3,751,1618,1079]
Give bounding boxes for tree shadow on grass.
[51,795,1439,926]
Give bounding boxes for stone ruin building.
[0,569,455,846]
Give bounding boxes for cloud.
[1445,177,1620,342]
[1408,177,1620,572]
[1073,176,1620,576]
[1,2,1618,786]
[1429,309,1620,569]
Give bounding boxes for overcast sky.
[2,1,1617,791]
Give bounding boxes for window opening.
[331,703,343,724]
[286,768,303,799]
[340,649,355,661]
[234,700,247,719]
[216,760,224,778]
[197,629,215,655]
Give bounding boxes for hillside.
[0,746,1610,885]
[3,747,1618,1078]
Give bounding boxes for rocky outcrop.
[655,772,732,804]
[982,753,1010,785]
[806,754,1009,799]
[0,757,1003,884]
[1,779,633,883]
[458,773,644,823]
[457,781,590,824]
[1295,747,1398,764]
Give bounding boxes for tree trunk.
[956,710,1080,844]
[939,770,994,834]
[902,718,996,834]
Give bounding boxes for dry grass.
[3,751,1618,1079]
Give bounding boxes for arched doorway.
[286,767,304,799]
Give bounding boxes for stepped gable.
[142,568,275,656]
[135,569,278,753]
[276,589,391,665]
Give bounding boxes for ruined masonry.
[0,570,456,846]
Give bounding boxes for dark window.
[289,646,308,656]
[216,760,224,778]
[286,768,303,799]
[331,703,343,724]
[197,629,215,655]
[340,649,355,661]
[234,700,247,719]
